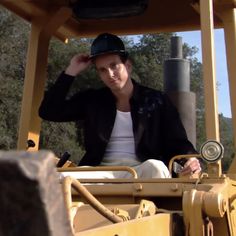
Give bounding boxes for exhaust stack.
[164,36,196,146]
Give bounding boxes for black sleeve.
[38,71,90,122]
[161,93,198,160]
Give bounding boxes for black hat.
[90,33,127,58]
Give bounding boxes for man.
[39,33,201,178]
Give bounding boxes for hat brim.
[89,50,127,59]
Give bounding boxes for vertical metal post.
[17,21,50,151]
[217,8,236,173]
[17,8,72,151]
[200,0,221,175]
[200,0,219,141]
[164,37,196,147]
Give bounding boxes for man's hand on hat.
[65,54,91,76]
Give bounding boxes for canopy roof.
[1,0,235,40]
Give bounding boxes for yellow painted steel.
[75,213,172,236]
[183,190,205,236]
[17,7,71,151]
[200,0,220,141]
[58,166,138,179]
[17,21,50,151]
[0,0,225,38]
[199,0,222,177]
[216,8,236,173]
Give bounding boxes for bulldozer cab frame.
[1,0,236,235]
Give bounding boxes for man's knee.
[140,159,170,178]
[144,159,166,169]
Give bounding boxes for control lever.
[173,161,183,174]
[57,151,71,167]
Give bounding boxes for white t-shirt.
[101,110,141,166]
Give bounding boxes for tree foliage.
[0,7,28,149]
[0,7,234,170]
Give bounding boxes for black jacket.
[39,72,197,166]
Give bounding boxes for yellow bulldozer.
[0,0,236,235]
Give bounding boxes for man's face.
[94,54,131,92]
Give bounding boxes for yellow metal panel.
[75,213,172,236]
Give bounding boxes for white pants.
[61,159,170,179]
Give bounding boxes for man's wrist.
[62,71,76,79]
[64,68,78,76]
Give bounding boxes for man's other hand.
[180,157,201,176]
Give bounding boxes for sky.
[177,30,232,118]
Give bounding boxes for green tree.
[219,114,234,171]
[129,33,172,89]
[0,7,28,149]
